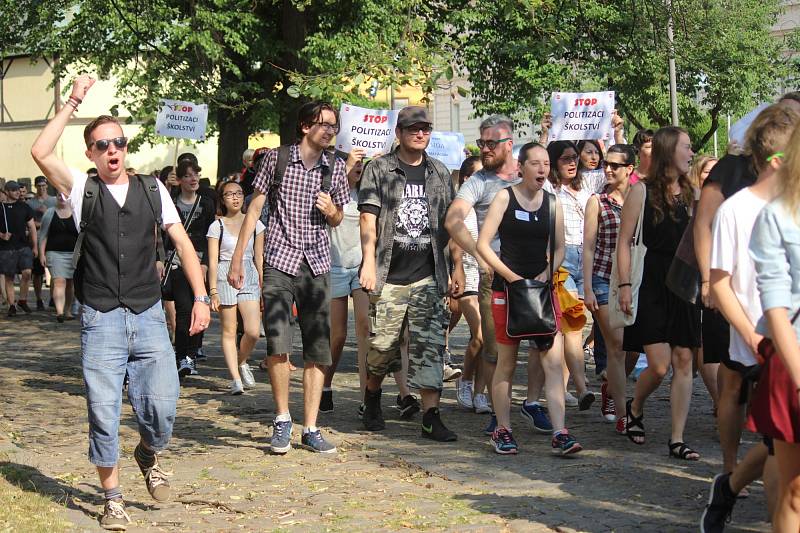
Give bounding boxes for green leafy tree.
[8,0,451,175]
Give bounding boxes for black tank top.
[46,212,78,253]
[492,188,550,291]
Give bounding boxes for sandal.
[668,440,700,461]
[625,399,645,445]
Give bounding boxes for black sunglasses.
[606,161,632,171]
[90,137,128,151]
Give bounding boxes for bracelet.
[66,98,79,110]
[618,282,632,288]
[70,95,83,104]
[701,280,709,284]
[209,289,218,294]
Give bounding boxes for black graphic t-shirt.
[386,161,435,285]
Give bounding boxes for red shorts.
[491,290,559,350]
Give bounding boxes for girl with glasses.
[207,181,265,394]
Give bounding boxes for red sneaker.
[600,381,617,423]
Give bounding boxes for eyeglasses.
[223,191,244,199]
[767,152,784,162]
[314,121,340,134]
[90,137,128,151]
[476,138,511,150]
[606,162,632,171]
[558,155,579,164]
[405,125,433,135]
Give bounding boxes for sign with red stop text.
[549,91,615,141]
[155,99,209,141]
[336,103,399,157]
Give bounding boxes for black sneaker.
[48,298,55,308]
[396,394,421,420]
[362,388,385,431]
[177,356,196,379]
[700,473,737,533]
[319,389,334,413]
[7,305,16,317]
[17,301,31,313]
[421,408,457,442]
[36,299,44,311]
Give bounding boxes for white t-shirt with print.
[710,188,767,366]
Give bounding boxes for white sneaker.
[230,379,244,395]
[473,393,492,414]
[565,391,579,407]
[456,378,474,410]
[443,364,462,382]
[239,363,256,388]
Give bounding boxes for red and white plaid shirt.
[593,193,622,280]
[252,144,349,276]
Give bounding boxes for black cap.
[5,180,20,191]
[396,106,432,129]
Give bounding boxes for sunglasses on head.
[90,137,128,151]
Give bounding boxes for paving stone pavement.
[0,305,771,532]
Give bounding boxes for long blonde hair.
[688,155,716,188]
[778,123,800,220]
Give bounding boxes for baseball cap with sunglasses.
[90,137,128,151]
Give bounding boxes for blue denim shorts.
[592,274,610,306]
[81,301,179,467]
[563,244,584,298]
[331,265,360,299]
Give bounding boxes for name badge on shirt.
[514,210,530,222]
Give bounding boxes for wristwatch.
[194,295,211,305]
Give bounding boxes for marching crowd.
[5,72,798,531]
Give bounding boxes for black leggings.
[172,266,205,359]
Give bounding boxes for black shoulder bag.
[505,192,559,338]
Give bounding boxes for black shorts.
[702,308,730,364]
[262,262,331,365]
[0,248,33,276]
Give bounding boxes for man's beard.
[481,153,504,171]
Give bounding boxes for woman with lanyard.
[38,194,78,322]
[478,142,581,456]
[544,140,598,410]
[582,144,635,430]
[207,181,264,394]
[617,126,701,460]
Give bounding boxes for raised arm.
[31,75,95,196]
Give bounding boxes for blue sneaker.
[482,413,497,436]
[551,429,582,456]
[520,401,553,433]
[270,419,292,454]
[301,429,337,454]
[490,426,519,455]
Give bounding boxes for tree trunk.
[217,106,250,178]
[278,0,308,145]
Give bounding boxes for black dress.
[623,185,701,351]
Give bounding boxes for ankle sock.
[524,399,541,407]
[104,486,122,502]
[303,426,318,434]
[275,412,291,423]
[134,443,156,470]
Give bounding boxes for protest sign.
[155,99,209,141]
[336,103,399,157]
[549,91,615,141]
[427,131,466,170]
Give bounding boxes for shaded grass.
[0,462,72,533]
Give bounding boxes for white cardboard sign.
[550,91,615,141]
[427,131,466,170]
[155,99,208,141]
[336,103,399,157]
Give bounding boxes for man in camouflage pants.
[358,106,457,442]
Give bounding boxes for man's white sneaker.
[456,378,474,410]
[565,391,579,407]
[473,393,492,414]
[239,363,256,388]
[229,379,244,395]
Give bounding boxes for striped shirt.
[593,193,622,280]
[251,144,349,276]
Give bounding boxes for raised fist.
[71,75,96,101]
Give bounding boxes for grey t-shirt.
[455,168,521,252]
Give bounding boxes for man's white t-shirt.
[710,188,767,367]
[66,169,180,229]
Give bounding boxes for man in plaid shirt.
[229,101,349,455]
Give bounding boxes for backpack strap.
[71,175,101,269]
[137,174,165,262]
[268,145,292,217]
[321,150,336,193]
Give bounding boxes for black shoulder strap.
[137,174,163,226]
[321,150,336,192]
[72,175,101,269]
[218,218,223,261]
[548,191,556,284]
[269,145,292,216]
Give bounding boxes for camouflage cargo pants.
[367,276,448,391]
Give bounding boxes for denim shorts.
[592,274,610,306]
[563,244,584,298]
[331,265,360,299]
[81,301,179,467]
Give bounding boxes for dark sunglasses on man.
[476,137,511,150]
[90,137,128,151]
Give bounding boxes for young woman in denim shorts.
[582,144,635,430]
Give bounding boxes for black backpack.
[71,174,164,269]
